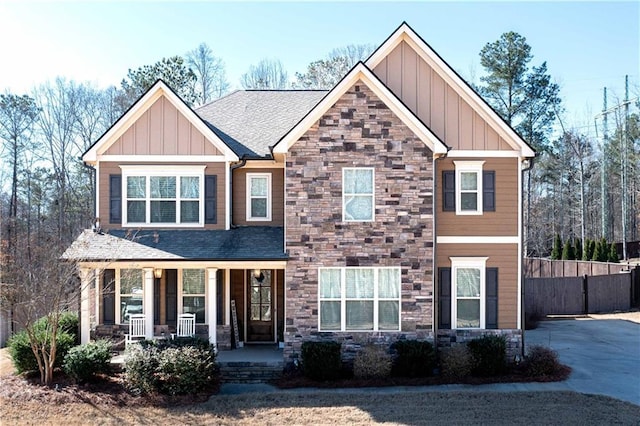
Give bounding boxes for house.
[62,22,535,364]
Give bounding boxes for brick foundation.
[437,328,523,361]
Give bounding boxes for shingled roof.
[62,227,286,261]
[196,90,327,158]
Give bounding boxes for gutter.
[81,159,97,221]
[229,157,247,228]
[520,154,535,357]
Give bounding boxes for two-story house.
[63,22,534,364]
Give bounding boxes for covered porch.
[62,227,287,351]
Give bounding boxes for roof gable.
[272,63,448,156]
[83,80,238,164]
[366,22,535,158]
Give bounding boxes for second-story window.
[247,173,271,221]
[121,166,205,226]
[343,168,374,221]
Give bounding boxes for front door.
[247,269,273,342]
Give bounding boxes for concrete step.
[219,361,283,383]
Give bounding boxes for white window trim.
[318,266,401,332]
[453,161,485,216]
[450,257,488,330]
[179,268,207,324]
[342,167,375,222]
[116,268,144,324]
[246,173,272,221]
[120,165,206,227]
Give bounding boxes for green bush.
[467,335,506,376]
[391,340,436,377]
[7,314,76,374]
[301,341,342,381]
[124,339,218,395]
[561,240,575,260]
[523,345,562,377]
[439,345,473,380]
[550,234,562,260]
[608,243,619,263]
[353,345,392,379]
[63,340,112,383]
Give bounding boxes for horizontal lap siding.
[436,243,519,328]
[436,157,519,236]
[98,161,226,230]
[232,168,284,226]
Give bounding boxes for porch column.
[143,268,154,339]
[79,267,92,345]
[207,268,218,347]
[224,269,231,325]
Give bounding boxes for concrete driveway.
[525,318,640,405]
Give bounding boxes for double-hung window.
[182,269,205,323]
[451,257,487,329]
[246,173,271,221]
[119,269,143,323]
[343,168,374,221]
[121,166,205,226]
[454,161,484,215]
[319,267,400,331]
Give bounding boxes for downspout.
[229,157,247,228]
[81,160,97,222]
[520,156,535,357]
[432,147,450,355]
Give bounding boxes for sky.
[0,0,638,132]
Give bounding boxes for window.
[246,173,271,221]
[451,257,487,329]
[121,166,205,226]
[120,269,143,323]
[454,161,484,215]
[343,168,374,221]
[182,269,205,323]
[319,267,400,331]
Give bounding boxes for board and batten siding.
[436,243,519,329]
[436,157,519,237]
[373,40,513,151]
[98,161,226,230]
[232,168,284,226]
[104,95,221,156]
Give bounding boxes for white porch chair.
[176,313,196,338]
[125,314,146,347]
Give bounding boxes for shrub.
[467,335,506,376]
[156,346,217,395]
[353,345,392,379]
[391,340,436,377]
[63,340,112,383]
[57,312,80,344]
[550,234,562,260]
[301,341,342,381]
[7,318,76,374]
[124,339,218,395]
[523,345,562,377]
[561,240,575,260]
[439,345,473,380]
[608,243,619,263]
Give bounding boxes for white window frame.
[179,269,207,324]
[342,167,375,222]
[120,165,206,227]
[116,268,144,324]
[450,257,488,330]
[318,267,401,332]
[453,161,485,215]
[246,173,272,221]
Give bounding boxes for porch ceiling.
[62,227,287,261]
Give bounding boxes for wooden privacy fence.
[524,258,630,278]
[525,271,635,317]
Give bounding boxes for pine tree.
[583,238,593,261]
[608,243,619,263]
[562,240,575,260]
[574,238,582,261]
[550,234,562,260]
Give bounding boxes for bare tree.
[187,43,230,105]
[241,58,288,89]
[294,43,375,89]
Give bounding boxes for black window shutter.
[442,171,455,211]
[486,267,499,329]
[109,175,122,224]
[204,175,217,224]
[483,171,495,212]
[102,269,115,325]
[438,267,452,329]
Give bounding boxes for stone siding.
[284,80,435,364]
[437,329,523,361]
